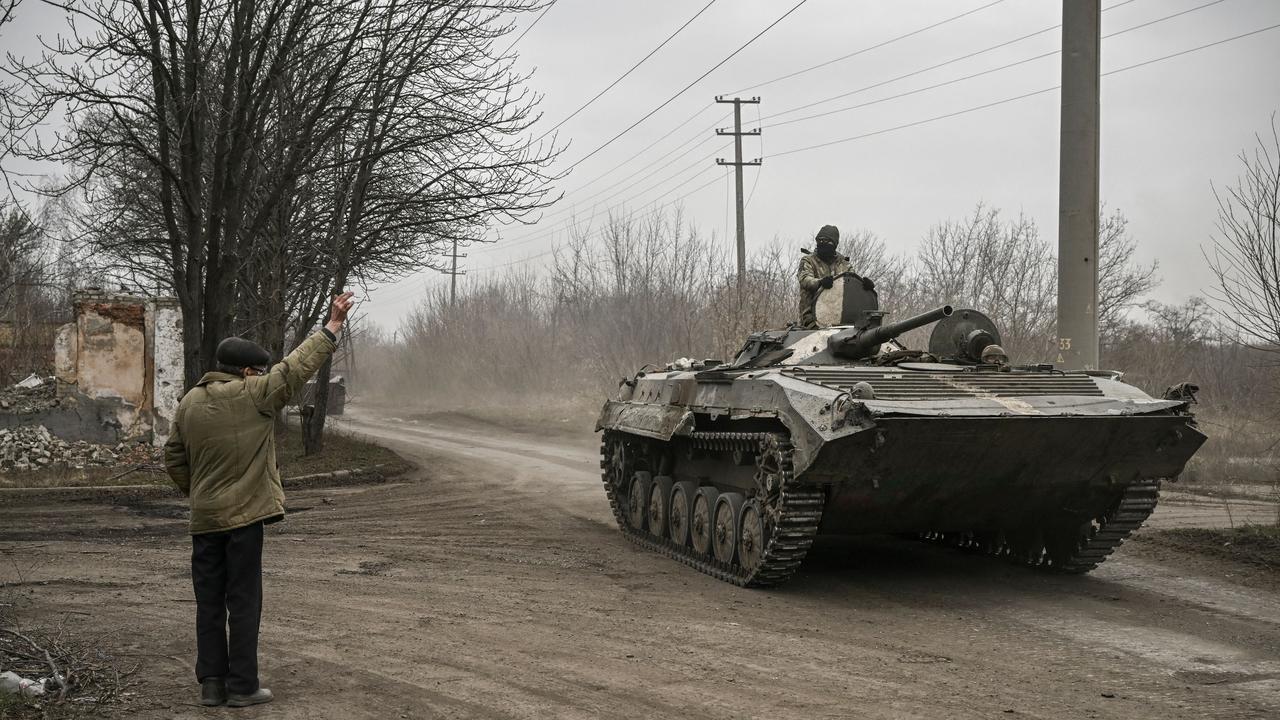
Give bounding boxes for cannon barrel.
[830,305,954,359]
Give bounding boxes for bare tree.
[916,203,1056,361]
[9,0,383,385]
[269,1,559,453]
[1206,114,1280,355]
[840,229,912,311]
[0,0,24,196]
[1098,206,1159,338]
[0,200,70,377]
[9,0,555,395]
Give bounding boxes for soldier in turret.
[797,224,874,329]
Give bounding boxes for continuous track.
[919,481,1161,573]
[600,430,825,588]
[604,430,1160,585]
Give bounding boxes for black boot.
[200,677,227,707]
[227,687,274,707]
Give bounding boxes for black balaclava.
[815,224,839,260]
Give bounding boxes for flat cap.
[816,224,840,242]
[216,337,271,369]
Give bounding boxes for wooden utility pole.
[715,96,761,284]
[441,238,467,308]
[1056,0,1101,369]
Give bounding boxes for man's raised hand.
[325,291,356,335]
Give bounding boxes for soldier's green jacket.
[797,252,850,329]
[164,330,337,535]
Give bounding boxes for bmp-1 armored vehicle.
[596,278,1206,587]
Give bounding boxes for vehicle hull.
[809,415,1205,534]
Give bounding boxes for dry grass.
[0,421,408,489]
[275,416,410,477]
[0,464,169,490]
[1145,525,1280,571]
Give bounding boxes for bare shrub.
[382,207,796,416]
[915,204,1056,361]
[1104,298,1278,487]
[1098,206,1159,339]
[1206,114,1280,356]
[0,202,76,379]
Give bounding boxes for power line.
[723,164,731,246]
[560,0,808,175]
[479,1,816,253]
[478,122,728,252]
[487,0,1046,256]
[471,170,728,274]
[474,137,731,256]
[377,14,1278,299]
[502,2,555,55]
[744,101,764,207]
[489,0,1196,255]
[482,0,1226,264]
[761,0,1227,131]
[551,105,725,200]
[724,0,1008,96]
[485,15,1280,277]
[495,0,1007,244]
[485,0,1150,256]
[769,21,1280,160]
[758,0,1169,125]
[537,0,720,140]
[471,106,729,256]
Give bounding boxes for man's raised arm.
[257,292,355,413]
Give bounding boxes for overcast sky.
[6,0,1280,330]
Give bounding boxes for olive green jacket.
[797,253,850,329]
[164,330,337,535]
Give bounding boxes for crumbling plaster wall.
[52,291,184,446]
[150,299,184,444]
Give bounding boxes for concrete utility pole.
[441,238,467,308]
[1056,0,1101,370]
[715,96,761,284]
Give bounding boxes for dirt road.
[2,412,1278,719]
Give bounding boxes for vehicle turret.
[828,305,953,360]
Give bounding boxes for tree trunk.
[180,295,204,390]
[301,353,332,455]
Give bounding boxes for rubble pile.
[0,424,161,473]
[0,374,58,414]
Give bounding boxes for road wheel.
[647,475,674,538]
[690,487,719,556]
[713,492,746,565]
[626,471,652,531]
[738,499,766,571]
[668,481,698,547]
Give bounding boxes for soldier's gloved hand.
[819,275,834,289]
[861,276,876,291]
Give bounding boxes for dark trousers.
[191,521,264,695]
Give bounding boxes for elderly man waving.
[164,291,354,708]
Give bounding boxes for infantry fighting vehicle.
[596,278,1206,587]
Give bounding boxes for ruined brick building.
[47,290,183,445]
